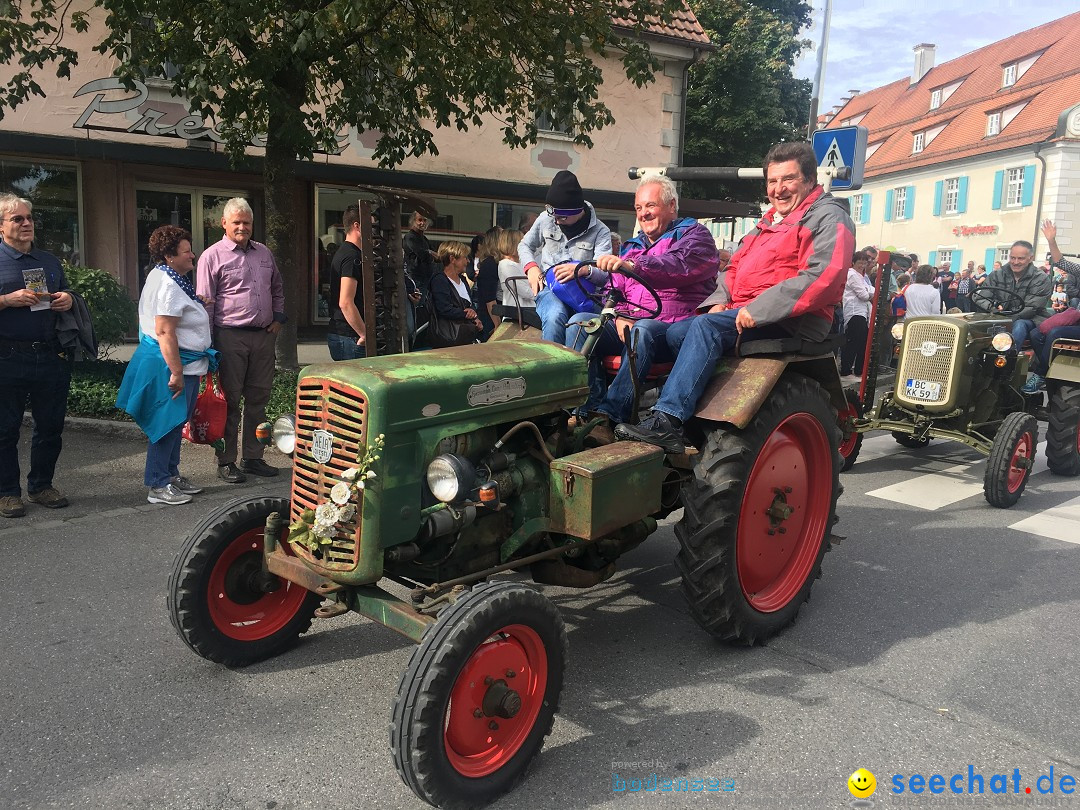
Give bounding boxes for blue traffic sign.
[812,125,868,191]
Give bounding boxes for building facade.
[0,6,712,327]
[824,12,1080,270]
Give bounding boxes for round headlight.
[272,415,296,455]
[991,332,1014,352]
[426,454,476,503]
[890,323,905,341]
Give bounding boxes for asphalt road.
[2,423,1078,809]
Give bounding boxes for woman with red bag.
[116,226,217,505]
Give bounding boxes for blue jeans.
[0,345,72,497]
[327,332,367,361]
[566,315,677,423]
[536,287,575,344]
[1011,319,1037,347]
[654,309,790,422]
[1029,324,1080,374]
[144,375,199,488]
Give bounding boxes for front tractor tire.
[676,375,840,645]
[984,412,1039,508]
[391,582,567,810]
[1046,383,1080,476]
[168,496,322,667]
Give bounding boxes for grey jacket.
[517,202,612,285]
[976,263,1052,324]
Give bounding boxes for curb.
[24,413,144,438]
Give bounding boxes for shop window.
[0,158,82,263]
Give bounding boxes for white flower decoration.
[315,503,341,524]
[330,482,353,505]
[341,468,360,481]
[311,522,335,539]
[366,470,377,479]
[337,504,356,522]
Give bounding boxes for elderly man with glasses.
[517,170,612,344]
[0,193,75,518]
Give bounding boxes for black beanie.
[545,171,585,212]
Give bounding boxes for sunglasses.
[545,205,583,220]
[2,215,35,225]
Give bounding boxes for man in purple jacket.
[564,174,718,435]
[196,198,286,483]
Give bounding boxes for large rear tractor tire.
[984,412,1039,508]
[838,388,864,472]
[675,375,840,645]
[1046,383,1080,476]
[168,496,323,667]
[391,582,566,810]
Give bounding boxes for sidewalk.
[107,338,333,366]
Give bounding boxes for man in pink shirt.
[196,198,285,482]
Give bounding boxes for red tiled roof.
[829,11,1080,179]
[612,1,711,47]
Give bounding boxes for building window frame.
[0,155,84,265]
[893,186,907,221]
[851,194,863,224]
[1005,167,1025,208]
[987,112,1001,137]
[912,132,925,154]
[937,248,954,270]
[943,177,960,216]
[1002,63,1017,88]
[929,88,941,110]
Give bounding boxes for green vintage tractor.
[168,201,848,810]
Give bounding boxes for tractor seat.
[491,303,542,330]
[602,355,674,379]
[738,333,843,357]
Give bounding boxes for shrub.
[63,263,138,358]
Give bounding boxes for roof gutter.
[1032,139,1049,249]
[676,46,704,168]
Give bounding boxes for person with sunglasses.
[0,193,75,518]
[517,171,613,344]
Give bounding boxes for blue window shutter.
[862,194,871,225]
[953,250,963,273]
[905,186,915,219]
[958,176,969,214]
[933,180,943,216]
[884,189,894,222]
[984,248,996,269]
[992,170,1004,210]
[1022,165,1035,207]
[929,250,938,266]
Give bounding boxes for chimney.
[912,43,936,85]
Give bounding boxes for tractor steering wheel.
[971,285,1027,318]
[572,260,663,320]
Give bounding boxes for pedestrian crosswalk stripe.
[1009,495,1080,544]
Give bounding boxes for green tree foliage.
[682,0,813,200]
[0,0,90,116]
[64,263,137,357]
[3,0,680,367]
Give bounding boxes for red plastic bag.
[182,373,227,444]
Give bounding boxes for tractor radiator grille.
[895,321,961,406]
[289,379,368,570]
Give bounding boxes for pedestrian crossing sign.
[812,125,868,191]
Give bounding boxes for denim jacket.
[517,202,612,286]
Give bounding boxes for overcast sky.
[795,1,1079,115]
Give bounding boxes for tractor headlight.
[890,323,905,341]
[272,415,297,455]
[426,454,476,503]
[991,332,1014,352]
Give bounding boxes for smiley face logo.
[848,768,876,798]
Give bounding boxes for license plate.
[905,379,941,400]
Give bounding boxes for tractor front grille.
[289,379,368,569]
[895,320,961,407]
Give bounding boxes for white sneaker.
[148,484,193,505]
[169,475,203,495]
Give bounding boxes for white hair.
[636,174,678,211]
[0,193,32,219]
[222,197,253,220]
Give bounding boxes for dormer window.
[913,132,925,154]
[1002,63,1017,88]
[930,89,941,110]
[987,112,1001,137]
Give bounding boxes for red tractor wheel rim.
[737,412,832,613]
[207,527,310,641]
[1007,430,1035,492]
[838,401,859,458]
[443,624,548,778]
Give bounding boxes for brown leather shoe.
[27,488,69,509]
[0,496,26,518]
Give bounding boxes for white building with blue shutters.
[825,12,1080,270]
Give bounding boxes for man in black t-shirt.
[327,207,366,361]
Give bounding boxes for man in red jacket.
[617,141,855,452]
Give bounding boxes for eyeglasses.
[545,204,583,222]
[1,215,35,225]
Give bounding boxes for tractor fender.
[693,354,848,429]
